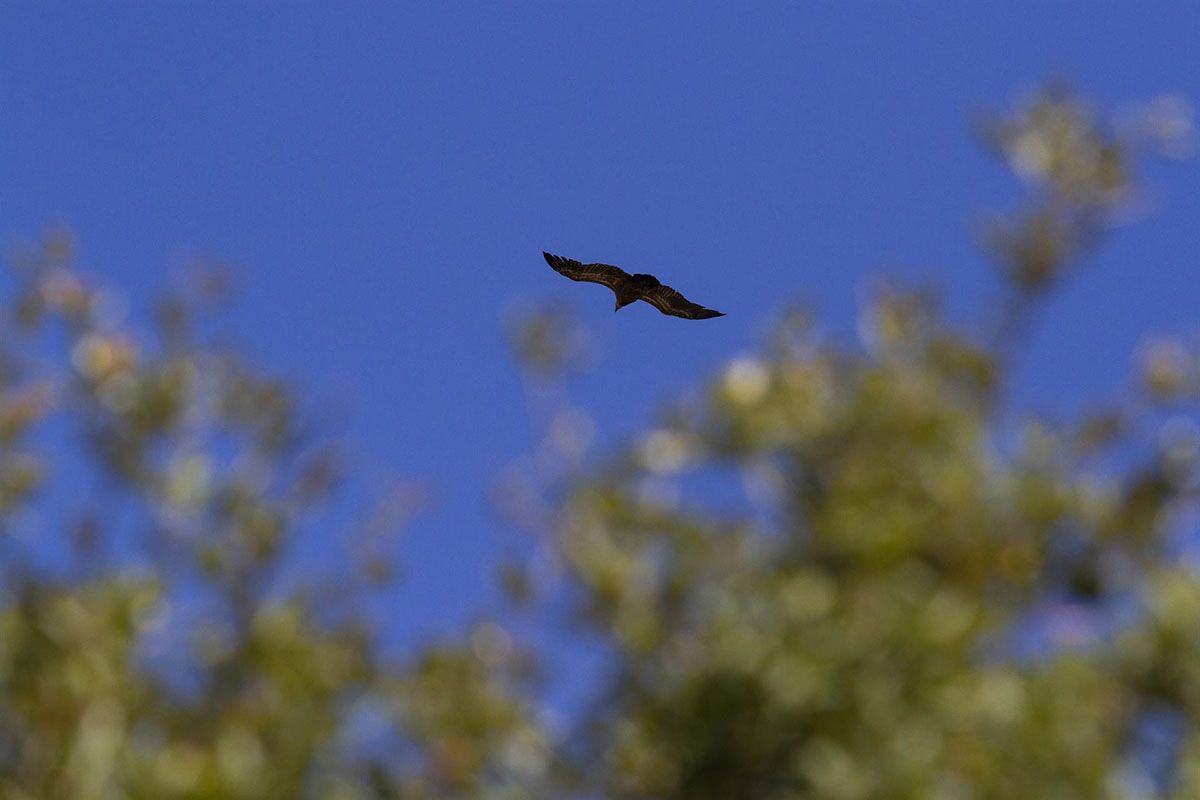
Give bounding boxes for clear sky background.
[2,4,1198,667]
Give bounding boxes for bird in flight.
[543,252,725,320]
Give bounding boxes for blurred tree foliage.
[1,86,1198,799]
[0,243,545,798]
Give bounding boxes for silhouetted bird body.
[543,252,725,320]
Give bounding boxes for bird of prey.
[543,252,725,320]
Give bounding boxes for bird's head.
[615,297,633,312]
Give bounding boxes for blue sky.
[2,4,1198,660]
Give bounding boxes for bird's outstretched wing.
[543,252,630,290]
[639,284,725,319]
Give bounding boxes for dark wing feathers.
[639,284,725,320]
[543,252,630,290]
[543,251,725,320]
